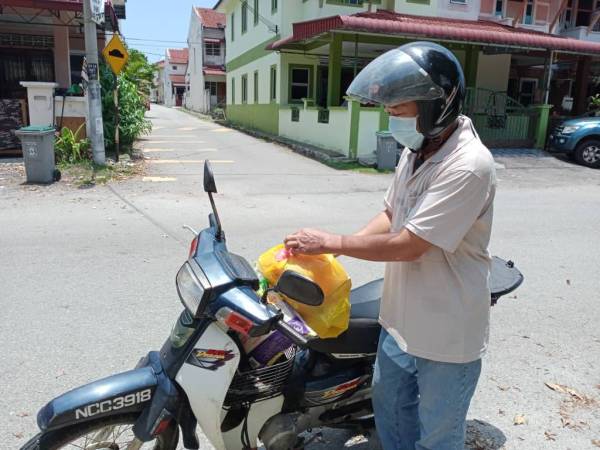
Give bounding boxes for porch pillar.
[573,55,591,115]
[53,12,71,88]
[327,34,343,108]
[349,99,360,158]
[464,45,479,89]
[534,104,552,149]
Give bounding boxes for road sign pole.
[83,0,106,165]
[114,73,120,162]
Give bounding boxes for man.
[284,42,496,450]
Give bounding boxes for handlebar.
[274,319,309,347]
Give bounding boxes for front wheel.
[574,139,600,168]
[21,414,178,450]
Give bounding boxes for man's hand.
[284,228,342,255]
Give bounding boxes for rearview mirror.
[204,160,217,193]
[276,270,324,306]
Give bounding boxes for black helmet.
[346,41,465,138]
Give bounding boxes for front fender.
[38,353,164,432]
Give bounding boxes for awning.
[204,38,222,44]
[0,0,120,31]
[169,74,186,85]
[0,0,83,11]
[268,10,600,55]
[203,67,225,76]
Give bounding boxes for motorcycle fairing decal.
[187,348,235,370]
[305,376,368,405]
[176,322,240,450]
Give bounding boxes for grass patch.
[58,154,144,187]
[325,160,394,174]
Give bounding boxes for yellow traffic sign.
[102,34,129,75]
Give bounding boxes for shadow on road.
[466,419,507,450]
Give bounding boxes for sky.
[122,0,219,63]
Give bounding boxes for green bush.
[54,123,90,163]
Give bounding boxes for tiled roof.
[203,66,225,76]
[269,10,600,55]
[195,7,225,28]
[167,48,189,64]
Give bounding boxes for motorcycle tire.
[20,413,178,450]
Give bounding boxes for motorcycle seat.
[307,279,383,356]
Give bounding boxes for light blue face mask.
[388,116,425,151]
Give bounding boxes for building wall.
[227,49,279,133]
[394,0,437,17]
[187,10,205,112]
[476,53,512,92]
[436,0,480,20]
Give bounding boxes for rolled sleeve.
[405,170,492,253]
[383,182,395,213]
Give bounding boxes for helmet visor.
[346,48,445,106]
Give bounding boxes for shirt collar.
[427,115,476,164]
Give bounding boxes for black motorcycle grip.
[274,320,309,347]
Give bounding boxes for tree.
[122,49,155,103]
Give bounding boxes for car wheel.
[574,140,600,168]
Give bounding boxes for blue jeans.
[372,329,482,450]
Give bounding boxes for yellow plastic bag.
[257,244,351,339]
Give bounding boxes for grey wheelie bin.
[376,131,402,170]
[14,126,61,184]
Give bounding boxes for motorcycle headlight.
[561,125,580,134]
[176,262,211,317]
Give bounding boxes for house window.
[241,1,248,33]
[254,0,259,25]
[205,41,220,56]
[523,0,534,24]
[519,78,538,106]
[561,0,573,29]
[253,71,259,103]
[69,53,85,85]
[242,74,248,103]
[231,12,235,41]
[272,0,278,13]
[495,0,504,16]
[205,81,218,96]
[231,77,235,104]
[290,66,312,102]
[270,65,277,101]
[576,0,594,27]
[450,0,467,4]
[172,65,178,70]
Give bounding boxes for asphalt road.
[1,105,599,449]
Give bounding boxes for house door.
[217,82,226,106]
[519,78,538,106]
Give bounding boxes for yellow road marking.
[211,128,233,133]
[142,176,177,182]
[147,159,234,164]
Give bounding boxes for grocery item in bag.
[257,244,351,338]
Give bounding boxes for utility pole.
[83,0,106,165]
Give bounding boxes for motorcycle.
[22,161,524,450]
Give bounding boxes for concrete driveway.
[1,104,599,449]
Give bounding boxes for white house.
[163,48,188,107]
[151,59,165,103]
[215,0,600,155]
[185,7,227,113]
